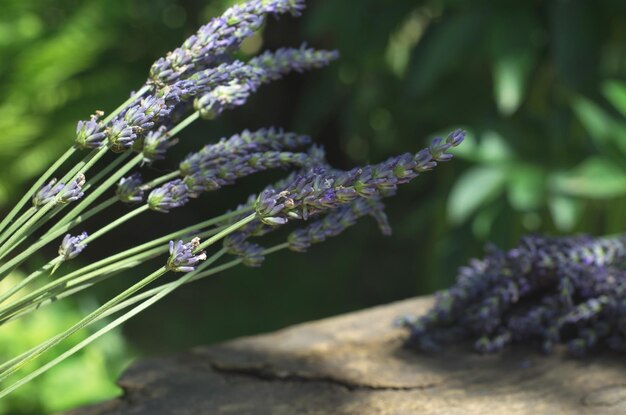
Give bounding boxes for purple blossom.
[193,46,338,119]
[182,146,325,198]
[287,198,391,253]
[75,113,107,149]
[180,127,311,176]
[32,179,65,207]
[141,126,178,163]
[32,175,86,207]
[223,233,265,267]
[255,131,465,226]
[149,0,306,86]
[166,237,207,272]
[116,174,145,204]
[58,232,88,261]
[147,180,190,212]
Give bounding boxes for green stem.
[82,152,131,193]
[87,204,150,242]
[0,207,36,249]
[0,207,251,322]
[0,248,223,399]
[195,213,257,252]
[43,196,118,239]
[0,258,61,306]
[0,266,169,383]
[168,111,199,137]
[52,153,144,231]
[142,171,180,189]
[0,147,76,236]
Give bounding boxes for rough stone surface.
[65,296,626,415]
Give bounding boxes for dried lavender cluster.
[399,234,626,356]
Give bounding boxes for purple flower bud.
[117,173,145,203]
[58,232,88,261]
[167,237,207,272]
[75,114,106,149]
[57,174,86,205]
[223,233,265,267]
[141,126,178,163]
[148,180,190,212]
[32,179,65,207]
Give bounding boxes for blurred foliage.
[1,0,626,413]
[0,272,129,414]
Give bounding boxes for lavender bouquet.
[400,234,626,356]
[0,0,464,398]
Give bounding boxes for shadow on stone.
[65,296,626,415]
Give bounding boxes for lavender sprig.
[149,0,305,87]
[287,198,391,253]
[194,46,339,119]
[179,127,311,176]
[182,146,325,198]
[256,130,465,225]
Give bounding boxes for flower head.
[58,232,88,261]
[147,180,190,212]
[223,233,265,267]
[75,113,107,149]
[167,237,207,272]
[117,174,145,204]
[141,126,178,163]
[32,175,86,208]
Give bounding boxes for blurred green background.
[1,0,626,413]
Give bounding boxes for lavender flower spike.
[179,127,311,176]
[167,237,207,272]
[149,0,306,86]
[288,198,391,253]
[255,131,465,226]
[147,179,190,212]
[223,233,265,267]
[194,45,339,119]
[117,174,145,204]
[58,232,88,261]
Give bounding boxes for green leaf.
[507,164,545,211]
[489,11,538,115]
[447,166,507,224]
[602,79,626,118]
[571,96,626,155]
[548,195,582,232]
[549,157,626,199]
[408,11,485,96]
